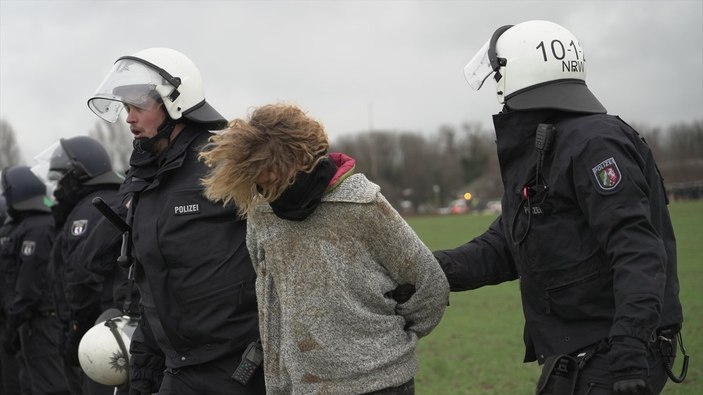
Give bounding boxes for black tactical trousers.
[0,323,21,395]
[19,314,69,394]
[364,378,415,395]
[157,353,265,395]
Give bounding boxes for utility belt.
[536,325,689,395]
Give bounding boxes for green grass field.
[407,200,702,394]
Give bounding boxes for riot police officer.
[0,165,69,394]
[435,20,684,395]
[87,48,263,394]
[40,135,133,394]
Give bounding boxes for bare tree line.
[2,117,701,210]
[332,119,703,213]
[0,119,22,169]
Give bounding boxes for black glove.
[2,326,21,356]
[613,378,654,395]
[608,336,651,394]
[65,320,92,367]
[390,284,416,304]
[129,351,165,395]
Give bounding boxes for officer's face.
[124,97,166,141]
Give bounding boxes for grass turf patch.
[408,200,702,394]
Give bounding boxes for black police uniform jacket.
[2,211,56,326]
[435,110,683,363]
[123,124,259,368]
[49,188,126,326]
[0,219,17,322]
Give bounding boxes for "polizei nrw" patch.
[591,157,622,191]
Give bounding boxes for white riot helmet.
[463,20,606,113]
[78,311,138,386]
[88,47,227,130]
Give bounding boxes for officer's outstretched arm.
[433,215,517,291]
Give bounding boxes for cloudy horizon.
[1,0,702,163]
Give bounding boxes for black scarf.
[269,158,337,221]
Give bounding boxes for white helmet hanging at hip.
[78,314,138,386]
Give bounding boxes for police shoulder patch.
[71,219,89,236]
[591,157,622,191]
[21,240,36,256]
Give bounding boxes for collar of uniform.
[493,110,558,165]
[157,124,207,176]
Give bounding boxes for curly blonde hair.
[200,103,329,217]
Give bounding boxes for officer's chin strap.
[104,317,130,388]
[133,118,176,155]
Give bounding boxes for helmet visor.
[463,40,494,91]
[88,58,170,122]
[33,141,66,181]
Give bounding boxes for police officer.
[87,48,263,394]
[0,194,22,395]
[42,135,133,394]
[0,195,6,225]
[435,20,684,395]
[0,165,69,394]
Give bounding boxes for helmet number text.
[536,40,582,62]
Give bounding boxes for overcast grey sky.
[1,0,702,162]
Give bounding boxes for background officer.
[40,135,133,394]
[1,165,69,394]
[87,48,263,394]
[435,20,684,395]
[0,194,22,395]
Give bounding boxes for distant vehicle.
[440,199,470,214]
[484,200,502,214]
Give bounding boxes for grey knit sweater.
[246,173,449,394]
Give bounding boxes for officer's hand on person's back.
[1,327,21,356]
[613,378,654,395]
[390,284,416,304]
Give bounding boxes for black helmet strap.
[132,114,177,155]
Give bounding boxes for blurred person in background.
[434,20,685,395]
[87,47,263,394]
[200,103,449,394]
[1,165,68,394]
[0,194,21,395]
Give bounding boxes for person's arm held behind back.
[365,193,449,337]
